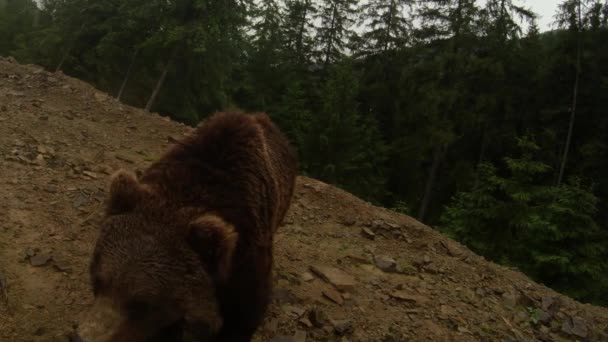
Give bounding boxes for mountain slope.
[0,57,607,342]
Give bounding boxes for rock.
[539,310,553,324]
[457,326,473,334]
[361,228,375,240]
[301,272,315,282]
[561,316,588,338]
[385,222,401,230]
[273,336,293,342]
[44,185,58,193]
[440,241,462,257]
[24,248,36,259]
[374,255,397,272]
[342,217,356,226]
[333,320,354,336]
[294,330,307,342]
[537,297,558,325]
[389,291,428,304]
[309,330,329,341]
[309,308,327,328]
[82,171,99,179]
[299,316,313,328]
[283,305,306,318]
[310,265,356,290]
[30,254,51,267]
[35,154,46,166]
[53,259,72,273]
[273,288,297,304]
[72,193,89,208]
[396,260,417,275]
[115,154,135,164]
[322,287,344,305]
[502,292,519,309]
[264,318,279,333]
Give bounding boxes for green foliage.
[302,59,388,202]
[440,136,608,304]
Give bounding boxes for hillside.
[0,57,607,342]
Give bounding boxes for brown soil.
[0,58,607,342]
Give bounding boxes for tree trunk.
[323,4,338,67]
[145,47,177,112]
[418,146,443,222]
[557,1,582,186]
[117,49,138,101]
[296,0,310,57]
[55,49,70,72]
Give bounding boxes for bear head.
[76,170,238,341]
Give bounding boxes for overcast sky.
[520,0,562,31]
[32,0,563,32]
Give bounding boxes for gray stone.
[333,320,354,336]
[374,255,397,272]
[30,254,51,267]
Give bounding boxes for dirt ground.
[0,58,607,342]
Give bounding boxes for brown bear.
[77,111,298,342]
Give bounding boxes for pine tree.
[314,0,359,67]
[358,0,414,55]
[440,136,608,304]
[0,0,39,54]
[282,0,316,64]
[302,59,388,201]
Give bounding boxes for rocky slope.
[0,57,607,342]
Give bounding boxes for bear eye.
[126,299,150,321]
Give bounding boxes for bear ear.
[106,170,150,216]
[186,214,238,282]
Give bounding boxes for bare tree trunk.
[117,49,138,101]
[557,1,582,186]
[55,50,70,72]
[145,47,177,112]
[418,146,443,222]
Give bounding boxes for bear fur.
[78,112,297,342]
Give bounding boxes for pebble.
[300,272,315,282]
[333,320,354,336]
[309,308,327,328]
[322,287,344,305]
[389,291,429,304]
[361,228,375,240]
[30,254,51,267]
